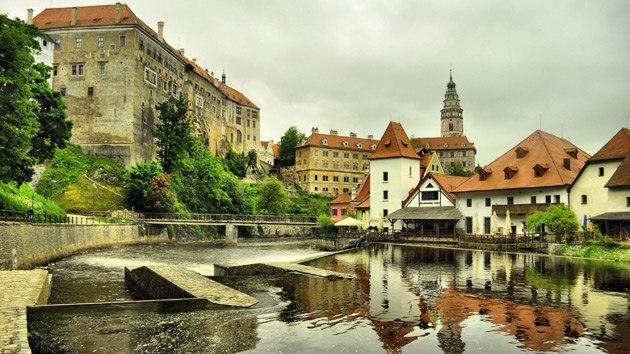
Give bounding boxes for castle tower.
[440,70,464,137]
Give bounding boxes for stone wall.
[0,223,170,270]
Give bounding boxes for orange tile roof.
[590,128,630,162]
[453,130,590,193]
[299,132,378,152]
[33,4,258,109]
[356,196,370,209]
[353,173,370,203]
[369,122,420,160]
[272,143,279,159]
[606,155,630,187]
[431,173,468,202]
[412,136,475,151]
[419,151,436,168]
[329,193,353,205]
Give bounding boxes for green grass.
[570,244,630,262]
[0,182,65,217]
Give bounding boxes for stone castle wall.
[0,223,170,270]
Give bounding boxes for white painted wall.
[570,160,621,224]
[370,157,420,230]
[405,177,455,207]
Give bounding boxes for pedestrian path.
[0,270,51,354]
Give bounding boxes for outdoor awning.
[334,217,365,227]
[386,207,463,221]
[590,212,630,221]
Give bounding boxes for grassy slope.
[556,243,630,262]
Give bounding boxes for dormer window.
[321,139,328,145]
[371,144,377,150]
[357,143,363,149]
[479,168,492,181]
[515,146,529,158]
[503,166,518,179]
[425,144,430,148]
[401,140,408,148]
[342,141,349,147]
[564,147,578,159]
[384,139,391,147]
[533,164,549,177]
[461,143,466,147]
[444,143,448,148]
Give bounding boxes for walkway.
[0,270,50,354]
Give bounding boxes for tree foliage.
[224,149,248,178]
[153,97,193,173]
[257,176,289,214]
[278,126,305,166]
[445,161,475,177]
[124,161,175,212]
[526,204,579,243]
[0,15,69,184]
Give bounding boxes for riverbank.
[554,243,630,262]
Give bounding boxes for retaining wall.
[0,223,170,270]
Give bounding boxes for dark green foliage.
[445,161,474,177]
[0,15,43,184]
[257,176,289,214]
[247,149,258,170]
[288,186,332,216]
[29,63,72,162]
[171,139,253,214]
[124,162,175,212]
[153,97,194,173]
[526,204,579,243]
[278,126,306,166]
[224,149,248,178]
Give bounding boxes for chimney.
[71,7,77,26]
[115,3,122,24]
[192,58,197,64]
[157,21,164,41]
[367,134,373,139]
[221,71,226,85]
[330,129,338,135]
[563,158,571,170]
[179,48,185,55]
[349,132,357,137]
[26,9,33,25]
[311,127,319,134]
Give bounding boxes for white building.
[570,128,630,240]
[27,8,55,86]
[453,130,589,236]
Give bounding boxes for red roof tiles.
[412,136,475,151]
[590,128,630,162]
[299,133,378,152]
[369,122,420,160]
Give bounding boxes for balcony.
[492,203,563,216]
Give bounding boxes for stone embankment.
[0,270,51,353]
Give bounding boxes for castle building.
[295,128,379,196]
[411,71,476,171]
[32,3,260,167]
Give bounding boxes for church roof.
[369,122,420,160]
[453,130,590,193]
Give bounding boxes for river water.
[28,242,630,353]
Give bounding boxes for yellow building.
[296,128,379,195]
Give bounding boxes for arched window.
[237,130,242,143]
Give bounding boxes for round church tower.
[440,70,464,137]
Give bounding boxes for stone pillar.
[225,224,238,245]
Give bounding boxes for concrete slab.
[215,262,354,279]
[125,265,258,308]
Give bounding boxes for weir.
[214,262,354,279]
[124,265,258,307]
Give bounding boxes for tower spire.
[441,70,463,137]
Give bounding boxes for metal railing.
[0,210,134,225]
[139,212,318,224]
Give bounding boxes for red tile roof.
[412,136,475,151]
[369,122,420,160]
[33,4,258,109]
[605,155,630,188]
[590,128,630,162]
[272,143,279,159]
[431,173,468,202]
[299,132,378,152]
[356,196,370,209]
[453,130,590,193]
[329,193,353,205]
[353,173,370,203]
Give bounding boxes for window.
[75,37,82,48]
[53,65,58,76]
[253,135,256,141]
[466,198,472,207]
[97,37,104,48]
[144,67,157,86]
[485,198,491,207]
[363,154,368,159]
[383,209,388,217]
[531,196,537,204]
[71,64,84,76]
[253,121,256,128]
[314,175,318,181]
[322,151,329,157]
[343,162,349,170]
[383,171,388,182]
[119,35,126,46]
[507,197,514,205]
[383,190,388,200]
[581,195,587,204]
[333,162,339,169]
[139,39,144,50]
[344,152,350,159]
[343,188,349,193]
[323,175,329,182]
[545,195,552,203]
[484,217,491,234]
[599,167,604,176]
[332,209,338,216]
[252,111,258,118]
[465,217,473,234]
[342,208,347,216]
[353,153,358,159]
[554,195,560,203]
[237,130,242,143]
[333,176,339,182]
[627,197,630,207]
[236,106,241,115]
[333,152,339,158]
[87,86,94,96]
[421,191,439,201]
[352,177,358,183]
[409,166,412,177]
[247,120,250,127]
[343,177,349,183]
[352,163,358,171]
[60,87,66,96]
[449,123,453,131]
[323,162,329,168]
[98,62,106,75]
[195,95,204,108]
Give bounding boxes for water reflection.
[29,243,630,353]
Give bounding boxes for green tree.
[258,176,289,214]
[247,149,258,170]
[124,161,175,212]
[224,149,247,178]
[29,63,72,162]
[445,161,475,177]
[0,15,43,184]
[526,204,579,243]
[278,126,305,167]
[153,97,193,173]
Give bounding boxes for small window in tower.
[87,86,94,96]
[449,123,453,131]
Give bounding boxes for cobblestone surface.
[0,270,50,354]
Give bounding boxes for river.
[28,241,630,353]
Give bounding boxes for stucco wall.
[0,223,169,270]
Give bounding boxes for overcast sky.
[4,0,629,165]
